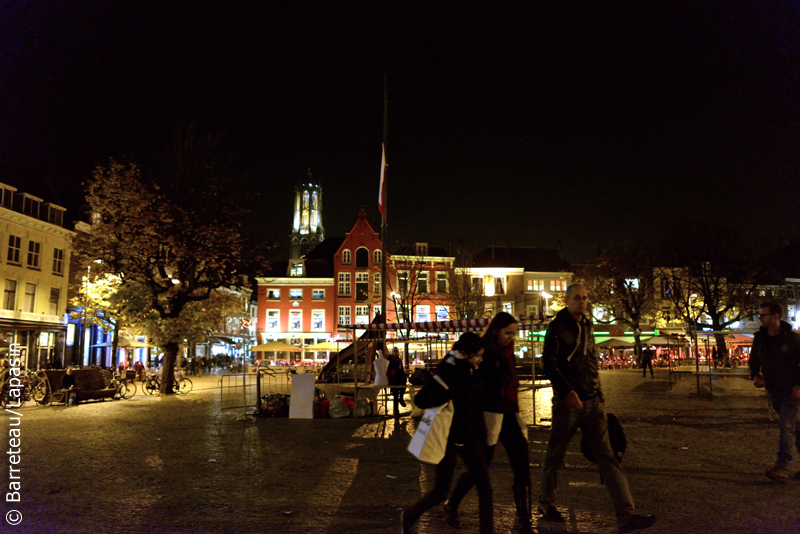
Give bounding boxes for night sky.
[2,1,798,262]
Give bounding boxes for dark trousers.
[449,412,531,506]
[390,386,406,416]
[538,395,634,525]
[405,440,493,533]
[767,389,800,469]
[642,360,653,377]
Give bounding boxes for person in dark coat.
[386,347,407,416]
[401,332,493,534]
[641,348,654,378]
[750,302,800,481]
[446,311,533,533]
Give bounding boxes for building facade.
[0,183,73,370]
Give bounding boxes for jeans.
[405,440,493,534]
[767,390,800,469]
[538,395,635,525]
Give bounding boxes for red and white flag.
[378,143,387,218]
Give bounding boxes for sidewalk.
[4,368,795,533]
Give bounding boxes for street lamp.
[542,291,552,317]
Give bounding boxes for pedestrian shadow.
[631,379,672,394]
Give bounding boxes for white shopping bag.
[407,400,455,464]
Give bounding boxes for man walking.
[749,302,800,481]
[641,348,654,378]
[538,283,657,533]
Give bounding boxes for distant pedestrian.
[387,347,407,417]
[401,333,493,534]
[749,302,800,481]
[641,348,654,378]
[537,283,656,533]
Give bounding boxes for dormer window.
[416,242,428,256]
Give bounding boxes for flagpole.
[380,72,388,354]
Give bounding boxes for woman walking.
[445,311,533,533]
[401,332,493,534]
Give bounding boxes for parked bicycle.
[143,372,192,395]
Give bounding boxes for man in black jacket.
[749,302,800,481]
[538,283,656,534]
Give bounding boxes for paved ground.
[3,368,799,533]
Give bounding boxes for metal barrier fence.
[218,369,293,414]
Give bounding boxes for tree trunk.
[632,324,642,367]
[713,332,729,365]
[111,321,120,370]
[159,340,179,395]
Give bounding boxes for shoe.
[513,486,533,532]
[443,502,460,529]
[619,514,657,533]
[766,466,791,481]
[537,505,565,523]
[400,510,415,534]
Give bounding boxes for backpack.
[580,412,627,475]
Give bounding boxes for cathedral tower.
[290,170,324,259]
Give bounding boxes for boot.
[512,486,533,534]
[443,501,460,528]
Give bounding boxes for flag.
[378,143,387,218]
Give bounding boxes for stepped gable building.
[471,246,572,319]
[0,183,74,369]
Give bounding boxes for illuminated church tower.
[290,170,324,258]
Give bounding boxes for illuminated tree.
[78,127,266,393]
[585,241,657,361]
[449,245,486,320]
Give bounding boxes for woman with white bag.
[401,333,493,534]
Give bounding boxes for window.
[526,304,539,318]
[3,280,16,310]
[398,271,409,294]
[551,280,566,291]
[338,306,351,325]
[416,243,428,256]
[471,276,483,294]
[300,238,309,257]
[355,272,369,302]
[624,278,640,290]
[373,250,382,265]
[788,285,796,300]
[290,262,304,277]
[373,272,381,296]
[417,271,429,294]
[24,283,36,313]
[660,280,671,299]
[436,272,448,294]
[22,196,40,217]
[495,276,506,295]
[311,310,324,331]
[49,288,60,315]
[528,279,544,291]
[289,289,303,300]
[289,310,302,331]
[26,241,41,268]
[266,310,280,330]
[355,305,370,325]
[312,289,325,300]
[267,289,280,300]
[52,248,64,275]
[417,305,430,322]
[338,272,351,297]
[436,305,449,321]
[502,302,514,315]
[342,249,351,264]
[7,235,21,264]
[356,247,369,268]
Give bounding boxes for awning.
[342,316,550,332]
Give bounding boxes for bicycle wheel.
[178,377,193,394]
[32,379,49,405]
[122,381,137,399]
[112,381,124,400]
[143,378,159,396]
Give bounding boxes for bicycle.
[142,373,192,395]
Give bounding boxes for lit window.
[338,272,351,297]
[53,248,64,275]
[311,310,324,331]
[550,280,566,291]
[289,289,303,300]
[289,310,302,331]
[7,236,21,264]
[373,273,381,296]
[338,306,351,325]
[529,280,544,291]
[267,310,279,330]
[417,305,430,322]
[526,304,539,318]
[342,249,351,264]
[290,262,304,277]
[436,305,449,321]
[356,273,369,302]
[355,305,370,325]
[267,289,280,300]
[373,250,382,265]
[312,289,325,300]
[502,302,513,315]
